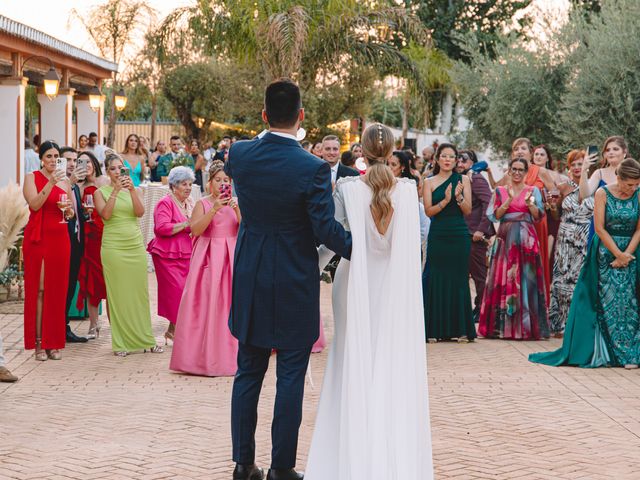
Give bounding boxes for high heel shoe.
[46,349,62,360]
[144,345,164,354]
[164,331,174,345]
[87,321,101,340]
[35,337,47,361]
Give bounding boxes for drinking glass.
[143,166,151,185]
[83,194,95,223]
[57,194,69,224]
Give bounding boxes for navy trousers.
[231,342,312,469]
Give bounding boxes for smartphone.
[587,145,600,176]
[76,157,87,181]
[120,166,130,177]
[587,145,599,157]
[56,157,67,173]
[220,183,232,199]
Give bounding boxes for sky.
[1,0,570,63]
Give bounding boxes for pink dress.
[147,195,192,325]
[170,198,239,376]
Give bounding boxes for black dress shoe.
[266,469,303,480]
[233,463,264,480]
[66,331,88,343]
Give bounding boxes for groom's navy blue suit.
[226,132,352,469]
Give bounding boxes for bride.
[306,124,433,479]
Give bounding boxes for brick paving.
[2,276,640,479]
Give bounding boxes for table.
[139,182,202,271]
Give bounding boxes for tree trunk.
[440,89,454,134]
[107,85,117,148]
[150,93,157,147]
[401,89,409,148]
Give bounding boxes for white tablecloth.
[139,183,201,271]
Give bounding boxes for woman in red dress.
[22,141,74,361]
[76,151,108,338]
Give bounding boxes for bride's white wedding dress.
[307,176,433,480]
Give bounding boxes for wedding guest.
[95,151,163,356]
[77,134,89,152]
[547,150,593,337]
[148,139,167,181]
[414,152,425,175]
[530,158,640,368]
[340,150,355,169]
[323,135,359,185]
[147,167,195,344]
[22,140,74,361]
[479,158,549,340]
[76,151,108,338]
[301,140,312,153]
[87,132,106,170]
[455,149,495,322]
[60,147,88,343]
[121,134,145,187]
[311,141,323,158]
[155,135,184,179]
[579,136,628,240]
[24,139,40,175]
[0,330,18,382]
[350,142,363,158]
[422,145,435,177]
[170,161,240,376]
[189,139,206,192]
[533,144,563,263]
[423,143,475,343]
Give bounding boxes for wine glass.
[143,166,151,185]
[83,194,95,223]
[57,194,69,224]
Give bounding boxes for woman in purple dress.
[147,167,194,344]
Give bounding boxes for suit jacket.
[67,184,85,255]
[336,163,360,181]
[225,132,352,349]
[465,172,495,237]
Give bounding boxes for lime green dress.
[99,186,156,352]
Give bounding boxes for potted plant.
[0,265,18,302]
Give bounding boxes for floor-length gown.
[170,199,239,376]
[424,172,475,341]
[525,165,551,299]
[23,171,70,350]
[99,185,156,352]
[479,186,549,339]
[77,185,107,309]
[548,183,592,334]
[530,186,640,367]
[307,176,433,480]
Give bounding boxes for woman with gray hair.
[147,166,195,343]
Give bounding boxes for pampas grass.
[0,182,29,272]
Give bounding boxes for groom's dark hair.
[264,78,302,128]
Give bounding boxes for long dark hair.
[393,150,419,183]
[78,150,102,177]
[433,143,458,175]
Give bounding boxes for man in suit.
[321,135,359,184]
[154,135,183,179]
[456,150,495,321]
[226,79,352,480]
[61,147,88,343]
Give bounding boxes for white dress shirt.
[330,163,339,185]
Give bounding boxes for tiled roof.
[0,15,118,72]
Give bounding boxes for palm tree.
[158,0,429,92]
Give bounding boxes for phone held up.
[219,183,232,199]
[56,157,67,174]
[587,145,599,176]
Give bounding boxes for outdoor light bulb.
[88,86,102,112]
[43,67,60,100]
[114,88,127,111]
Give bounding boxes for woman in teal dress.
[423,143,476,343]
[94,151,163,356]
[530,158,640,368]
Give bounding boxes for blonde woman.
[308,124,433,479]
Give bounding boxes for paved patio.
[2,277,640,479]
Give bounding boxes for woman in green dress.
[423,143,475,343]
[530,158,640,369]
[94,151,163,357]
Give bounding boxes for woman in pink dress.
[170,161,240,376]
[147,166,194,344]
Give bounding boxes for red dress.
[23,171,70,350]
[76,185,107,309]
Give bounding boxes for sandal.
[46,349,62,360]
[457,336,470,344]
[35,338,47,361]
[114,351,128,357]
[144,345,164,354]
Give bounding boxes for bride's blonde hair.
[361,123,395,225]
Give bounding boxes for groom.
[225,79,352,480]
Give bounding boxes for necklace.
[170,193,192,218]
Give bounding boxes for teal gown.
[529,186,640,367]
